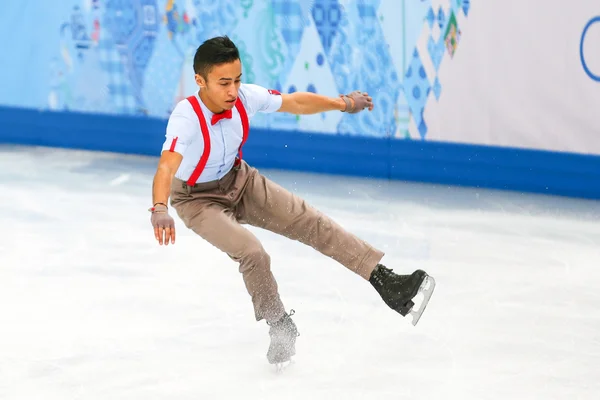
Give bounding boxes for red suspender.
[185,96,250,186]
[234,98,249,166]
[186,96,211,186]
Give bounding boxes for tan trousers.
[170,161,384,323]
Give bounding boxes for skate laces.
[267,310,299,337]
[267,309,296,326]
[288,309,299,337]
[370,264,393,287]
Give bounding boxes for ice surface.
[0,145,599,400]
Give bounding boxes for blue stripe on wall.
[1,105,599,200]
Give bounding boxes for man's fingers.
[170,226,176,244]
[164,226,171,245]
[158,226,164,245]
[153,225,175,245]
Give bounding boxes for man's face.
[196,59,242,111]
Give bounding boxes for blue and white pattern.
[2,0,472,139]
[102,0,159,114]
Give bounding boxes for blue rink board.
[1,105,599,200]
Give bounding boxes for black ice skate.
[369,264,436,326]
[266,310,299,370]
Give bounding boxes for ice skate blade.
[274,359,293,373]
[267,344,295,366]
[408,275,436,326]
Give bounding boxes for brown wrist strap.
[341,96,353,112]
[149,203,168,213]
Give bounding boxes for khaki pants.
[170,161,384,323]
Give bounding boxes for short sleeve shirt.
[161,83,283,183]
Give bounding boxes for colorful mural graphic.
[48,0,470,139]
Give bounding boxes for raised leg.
[237,170,384,280]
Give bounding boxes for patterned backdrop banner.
[0,0,598,155]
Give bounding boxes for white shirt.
[162,83,283,183]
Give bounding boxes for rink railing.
[1,105,599,200]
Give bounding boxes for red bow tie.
[211,109,232,125]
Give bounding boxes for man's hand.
[151,150,182,246]
[150,204,176,245]
[340,91,374,113]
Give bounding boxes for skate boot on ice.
[369,264,436,326]
[266,310,299,370]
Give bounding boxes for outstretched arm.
[277,90,373,115]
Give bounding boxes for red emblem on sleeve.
[268,89,281,95]
[169,137,178,152]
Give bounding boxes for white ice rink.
[1,145,599,400]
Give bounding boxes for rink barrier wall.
[1,105,599,200]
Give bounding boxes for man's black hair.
[193,36,240,79]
